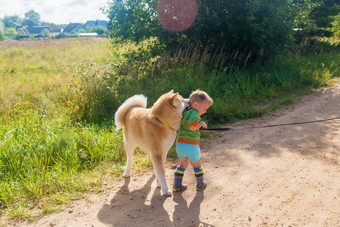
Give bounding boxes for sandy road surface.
[8,83,340,227]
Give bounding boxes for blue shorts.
[176,142,201,162]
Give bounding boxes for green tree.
[293,0,340,41]
[41,21,67,30]
[107,0,300,58]
[86,26,107,35]
[4,27,18,36]
[29,34,36,40]
[78,29,86,33]
[309,0,339,36]
[0,19,4,31]
[0,30,6,41]
[187,0,297,57]
[107,0,160,42]
[3,15,22,28]
[41,28,51,38]
[23,10,41,27]
[332,13,340,38]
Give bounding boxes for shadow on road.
[173,191,215,227]
[97,175,214,226]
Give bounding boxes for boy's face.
[192,101,210,116]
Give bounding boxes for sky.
[0,0,110,24]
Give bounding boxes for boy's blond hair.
[189,89,213,106]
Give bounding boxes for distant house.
[17,26,53,40]
[84,20,108,29]
[79,33,98,37]
[18,28,27,34]
[52,28,63,33]
[26,26,52,34]
[63,23,83,33]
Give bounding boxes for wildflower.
[0,141,4,147]
[66,100,72,107]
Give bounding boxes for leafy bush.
[107,0,340,59]
[0,30,6,41]
[4,27,18,36]
[80,39,338,124]
[68,59,118,123]
[332,13,340,38]
[86,26,107,35]
[107,0,315,58]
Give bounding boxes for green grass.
[0,103,125,220]
[0,39,127,221]
[0,38,339,222]
[108,45,339,124]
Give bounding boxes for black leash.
[201,116,340,131]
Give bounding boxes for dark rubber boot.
[196,177,207,191]
[172,177,187,192]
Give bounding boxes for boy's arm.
[188,121,207,131]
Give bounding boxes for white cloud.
[0,0,109,24]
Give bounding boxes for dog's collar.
[157,117,174,130]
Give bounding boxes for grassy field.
[0,39,151,221]
[0,38,339,222]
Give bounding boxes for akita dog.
[115,91,185,196]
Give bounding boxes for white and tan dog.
[115,91,185,196]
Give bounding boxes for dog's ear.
[169,90,174,94]
[171,93,182,107]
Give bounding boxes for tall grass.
[103,40,339,124]
[0,39,109,117]
[0,39,127,220]
[0,104,124,214]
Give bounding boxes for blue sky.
[0,0,109,24]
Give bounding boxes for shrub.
[108,0,302,58]
[68,59,118,123]
[0,30,6,41]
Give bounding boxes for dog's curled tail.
[114,95,147,131]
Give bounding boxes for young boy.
[173,89,213,192]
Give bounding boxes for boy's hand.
[189,121,207,131]
[199,121,207,129]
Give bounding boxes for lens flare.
[156,0,198,33]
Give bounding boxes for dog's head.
[151,90,185,130]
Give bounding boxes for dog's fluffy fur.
[115,91,185,195]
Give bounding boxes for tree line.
[0,10,65,39]
[107,0,340,58]
[0,10,108,41]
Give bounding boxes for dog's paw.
[156,179,161,188]
[162,189,172,196]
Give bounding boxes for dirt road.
[15,83,340,226]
